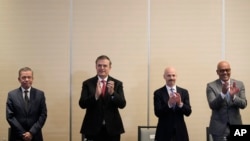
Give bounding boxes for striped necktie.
[170,88,176,109]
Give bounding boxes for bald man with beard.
[154,67,192,141]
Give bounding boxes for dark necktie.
[101,80,106,96]
[24,90,29,111]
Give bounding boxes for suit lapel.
[28,88,36,112]
[104,76,113,97]
[176,87,185,101]
[176,86,180,95]
[17,88,28,113]
[215,80,223,95]
[163,87,170,100]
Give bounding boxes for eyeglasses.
[218,69,231,73]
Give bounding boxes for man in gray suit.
[6,67,47,141]
[206,61,247,141]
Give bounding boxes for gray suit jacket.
[6,87,47,141]
[206,79,247,136]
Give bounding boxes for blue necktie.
[226,93,231,103]
[170,88,174,94]
[170,88,176,109]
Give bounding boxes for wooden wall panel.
[0,1,70,141]
[71,1,148,140]
[150,1,223,140]
[0,0,250,141]
[226,0,250,125]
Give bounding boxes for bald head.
[164,67,176,74]
[217,61,230,70]
[163,67,177,87]
[216,61,231,82]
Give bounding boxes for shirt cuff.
[178,102,184,108]
[220,92,227,99]
[168,102,173,108]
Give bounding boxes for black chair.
[138,126,157,141]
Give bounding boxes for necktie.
[170,88,176,108]
[224,82,231,102]
[24,90,29,111]
[101,80,106,96]
[170,88,174,94]
[226,93,231,103]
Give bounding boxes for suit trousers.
[212,124,230,141]
[82,125,121,141]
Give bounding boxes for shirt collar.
[166,85,176,91]
[220,80,230,84]
[98,76,108,81]
[21,87,31,92]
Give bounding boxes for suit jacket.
[154,86,192,141]
[79,75,126,136]
[6,87,47,141]
[206,79,247,136]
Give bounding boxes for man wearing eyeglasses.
[206,61,247,141]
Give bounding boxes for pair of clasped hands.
[168,91,182,107]
[222,81,240,98]
[22,132,32,141]
[96,80,115,97]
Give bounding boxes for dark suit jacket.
[206,79,247,136]
[6,87,47,141]
[79,75,126,136]
[154,86,192,141]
